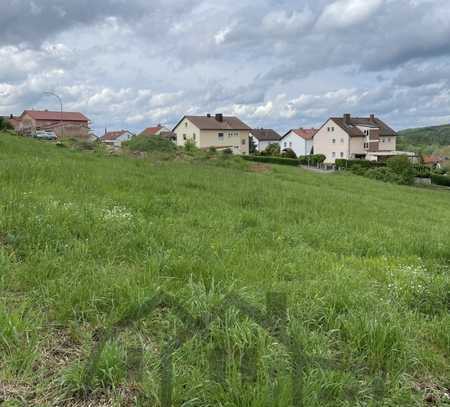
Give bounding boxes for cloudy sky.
[1,0,449,135]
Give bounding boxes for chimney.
[207,113,211,118]
[215,113,223,122]
[369,114,375,123]
[343,113,351,125]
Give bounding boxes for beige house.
[172,114,251,155]
[314,114,401,163]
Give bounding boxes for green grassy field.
[0,133,449,406]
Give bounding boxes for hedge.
[335,159,386,169]
[431,174,450,187]
[243,155,299,166]
[413,164,431,178]
[298,154,326,165]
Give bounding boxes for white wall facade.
[252,137,278,152]
[313,120,351,163]
[280,131,313,157]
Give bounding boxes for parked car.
[34,131,57,140]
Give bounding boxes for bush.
[281,148,297,159]
[413,164,431,178]
[261,143,280,157]
[298,154,326,165]
[386,156,415,185]
[0,117,14,131]
[431,174,450,187]
[222,148,233,155]
[126,135,176,153]
[335,159,385,170]
[365,167,405,184]
[243,155,299,166]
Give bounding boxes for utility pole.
[43,92,63,138]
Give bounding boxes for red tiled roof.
[423,155,442,164]
[292,128,317,140]
[142,126,163,136]
[21,110,89,122]
[100,130,128,141]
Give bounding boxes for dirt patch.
[414,380,450,404]
[248,163,272,173]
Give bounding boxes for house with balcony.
[172,113,251,155]
[312,114,413,163]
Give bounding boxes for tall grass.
[0,133,449,405]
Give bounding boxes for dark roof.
[175,115,251,131]
[21,110,89,122]
[250,128,281,141]
[330,116,397,137]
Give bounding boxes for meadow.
[0,133,449,406]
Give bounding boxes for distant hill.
[398,124,450,146]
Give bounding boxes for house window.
[340,152,344,158]
[218,132,224,140]
[381,138,385,143]
[284,142,287,148]
[185,122,188,128]
[332,152,336,158]
[289,142,292,148]
[327,127,330,132]
[183,134,187,141]
[388,138,391,142]
[241,138,246,145]
[234,132,238,137]
[228,132,233,137]
[193,133,196,141]
[332,139,336,144]
[332,127,335,132]
[364,142,369,149]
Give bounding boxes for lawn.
[0,133,449,406]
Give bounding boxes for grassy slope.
[0,134,449,405]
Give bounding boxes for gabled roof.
[250,128,281,141]
[174,115,251,131]
[100,130,130,141]
[328,116,397,137]
[142,125,163,136]
[21,110,89,122]
[282,128,317,140]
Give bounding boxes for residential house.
[313,114,406,163]
[140,125,171,136]
[140,125,176,142]
[249,128,281,152]
[100,130,135,147]
[172,113,251,155]
[1,114,21,130]
[280,128,317,157]
[16,110,90,139]
[423,155,447,169]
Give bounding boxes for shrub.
[431,174,450,187]
[208,146,217,154]
[386,156,415,185]
[183,140,198,153]
[413,164,431,178]
[298,154,326,165]
[0,117,14,131]
[281,148,297,159]
[126,135,176,153]
[336,159,385,170]
[243,155,299,166]
[261,143,280,157]
[365,167,404,184]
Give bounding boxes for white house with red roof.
[100,130,135,147]
[279,128,317,157]
[140,125,171,136]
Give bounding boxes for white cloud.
[316,0,384,30]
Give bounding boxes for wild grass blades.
[0,133,449,405]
